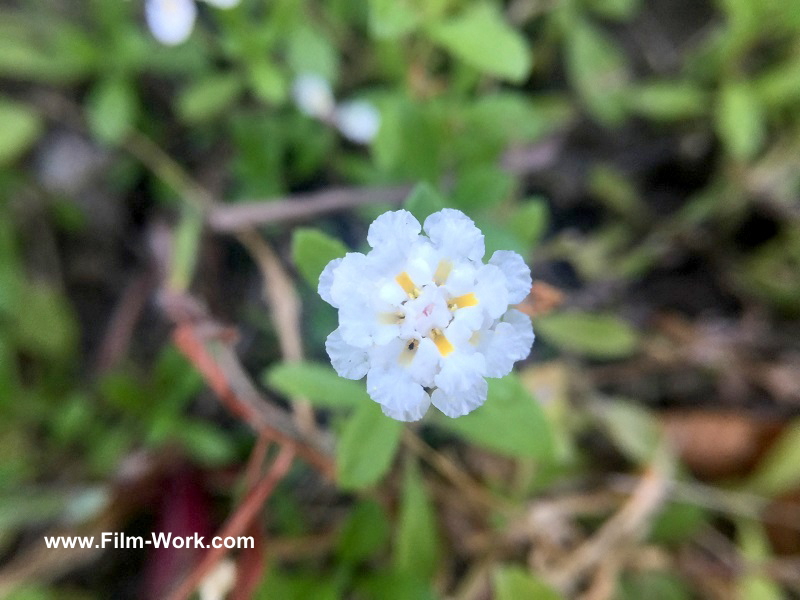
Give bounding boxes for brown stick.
[207,183,413,232]
[172,323,335,478]
[235,229,317,436]
[165,444,296,600]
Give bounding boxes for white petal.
[434,352,486,397]
[423,209,484,262]
[329,252,371,308]
[146,0,197,46]
[367,367,431,421]
[326,329,369,380]
[431,379,488,418]
[380,397,431,422]
[334,100,381,144]
[482,310,534,377]
[490,251,532,304]
[474,264,509,320]
[406,337,440,387]
[442,260,477,296]
[318,257,342,307]
[378,278,407,305]
[339,302,399,348]
[292,74,335,119]
[202,0,239,7]
[367,210,421,250]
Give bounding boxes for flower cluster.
[145,0,239,46]
[319,209,534,421]
[291,74,381,145]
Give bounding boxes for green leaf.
[394,458,439,579]
[13,283,77,360]
[436,375,554,459]
[336,500,390,563]
[169,208,203,292]
[625,82,708,121]
[368,0,419,38]
[464,93,573,148]
[337,401,402,489]
[585,0,641,20]
[736,519,782,600]
[355,571,437,600]
[745,420,800,496]
[588,165,646,221]
[372,97,444,179]
[291,228,348,288]
[403,182,446,222]
[509,198,549,248]
[428,4,532,82]
[564,18,629,124]
[0,99,43,165]
[177,422,238,466]
[592,399,661,464]
[733,227,800,315]
[247,61,287,104]
[101,373,148,415]
[265,362,368,408]
[0,18,96,83]
[85,78,137,144]
[493,566,561,600]
[619,571,692,600]
[715,82,764,160]
[478,217,527,257]
[177,73,243,123]
[534,311,639,359]
[287,25,339,82]
[754,58,800,109]
[452,167,514,212]
[650,502,709,544]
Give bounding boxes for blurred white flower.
[319,209,534,421]
[334,100,381,144]
[198,558,236,600]
[291,74,336,120]
[291,75,381,145]
[145,0,240,46]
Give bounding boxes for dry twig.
[166,444,296,600]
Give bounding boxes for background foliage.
[1,0,800,598]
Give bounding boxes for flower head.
[145,0,240,46]
[291,74,336,120]
[334,100,381,144]
[319,209,534,421]
[291,75,381,145]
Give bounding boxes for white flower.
[145,0,240,46]
[198,558,236,600]
[319,208,534,421]
[334,100,381,144]
[291,74,336,120]
[291,76,381,145]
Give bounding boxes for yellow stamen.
[448,292,478,310]
[399,339,418,365]
[395,272,420,299]
[433,260,453,286]
[429,328,454,357]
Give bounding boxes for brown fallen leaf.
[660,411,783,481]
[516,282,565,318]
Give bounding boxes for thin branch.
[236,229,317,436]
[207,183,412,232]
[548,464,669,594]
[166,444,296,600]
[172,322,335,478]
[403,429,513,515]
